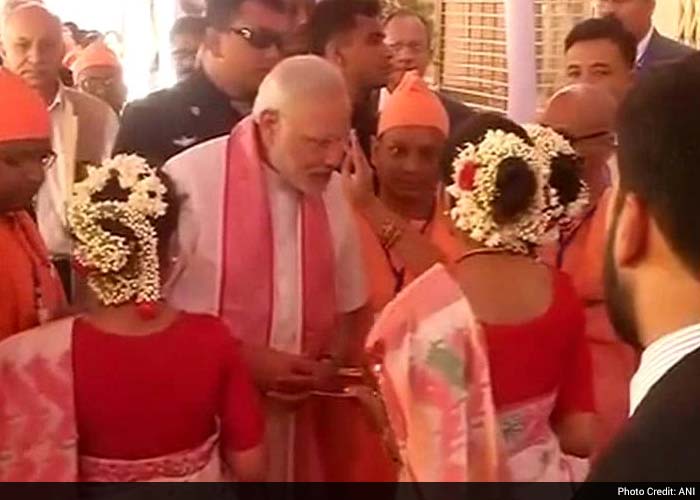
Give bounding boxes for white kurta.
[164,135,367,480]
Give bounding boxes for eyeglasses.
[227,26,285,50]
[555,129,618,147]
[0,150,57,170]
[387,41,428,54]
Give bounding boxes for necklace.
[455,246,528,264]
[382,205,435,295]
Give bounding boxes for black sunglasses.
[228,26,284,50]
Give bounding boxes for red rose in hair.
[458,161,478,191]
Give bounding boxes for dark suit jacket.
[639,30,695,72]
[113,71,245,168]
[586,345,700,482]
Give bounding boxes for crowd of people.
[0,0,699,487]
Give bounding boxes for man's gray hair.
[252,55,350,121]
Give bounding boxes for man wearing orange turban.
[0,69,66,341]
[335,71,466,481]
[71,40,127,115]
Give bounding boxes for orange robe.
[328,202,467,482]
[358,204,467,316]
[0,212,66,341]
[557,190,639,456]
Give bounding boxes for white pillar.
[505,0,537,123]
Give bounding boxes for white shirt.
[629,323,700,415]
[164,135,368,345]
[637,26,654,65]
[37,86,72,256]
[165,135,367,481]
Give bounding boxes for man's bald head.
[541,83,617,141]
[541,83,618,200]
[1,3,64,100]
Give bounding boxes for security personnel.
[114,0,289,168]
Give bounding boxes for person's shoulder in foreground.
[586,52,700,483]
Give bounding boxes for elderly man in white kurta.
[164,55,368,482]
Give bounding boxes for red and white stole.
[219,116,336,357]
[0,317,78,482]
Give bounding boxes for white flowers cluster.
[524,124,591,231]
[68,154,167,307]
[447,130,552,254]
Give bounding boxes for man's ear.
[325,38,345,67]
[614,192,649,270]
[257,110,280,146]
[203,27,222,58]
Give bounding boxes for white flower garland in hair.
[68,154,167,307]
[524,124,590,226]
[446,130,551,254]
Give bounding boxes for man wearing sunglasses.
[114,0,289,168]
[0,69,66,342]
[541,83,638,457]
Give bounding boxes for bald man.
[165,55,368,482]
[540,83,638,455]
[1,3,118,299]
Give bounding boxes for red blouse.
[482,268,594,423]
[73,313,264,460]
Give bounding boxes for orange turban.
[378,71,449,138]
[0,70,51,143]
[71,40,121,76]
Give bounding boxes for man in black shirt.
[114,0,289,167]
[309,0,391,156]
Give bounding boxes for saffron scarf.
[0,212,66,341]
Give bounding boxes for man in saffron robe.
[541,83,638,455]
[164,55,368,481]
[350,71,465,318]
[0,68,65,341]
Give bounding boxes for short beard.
[603,198,643,350]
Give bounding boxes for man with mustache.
[587,53,700,481]
[1,2,119,299]
[382,8,475,180]
[164,56,368,481]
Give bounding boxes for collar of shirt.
[630,322,700,415]
[186,70,249,115]
[636,26,655,64]
[48,83,66,113]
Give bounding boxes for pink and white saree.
[367,264,588,483]
[0,319,229,482]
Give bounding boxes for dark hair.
[88,171,180,264]
[549,153,584,206]
[442,112,532,182]
[492,157,538,224]
[170,16,207,41]
[383,8,432,46]
[565,15,637,69]
[205,0,287,31]
[309,0,382,56]
[617,53,700,274]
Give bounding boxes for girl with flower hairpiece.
[0,155,266,482]
[366,113,596,484]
